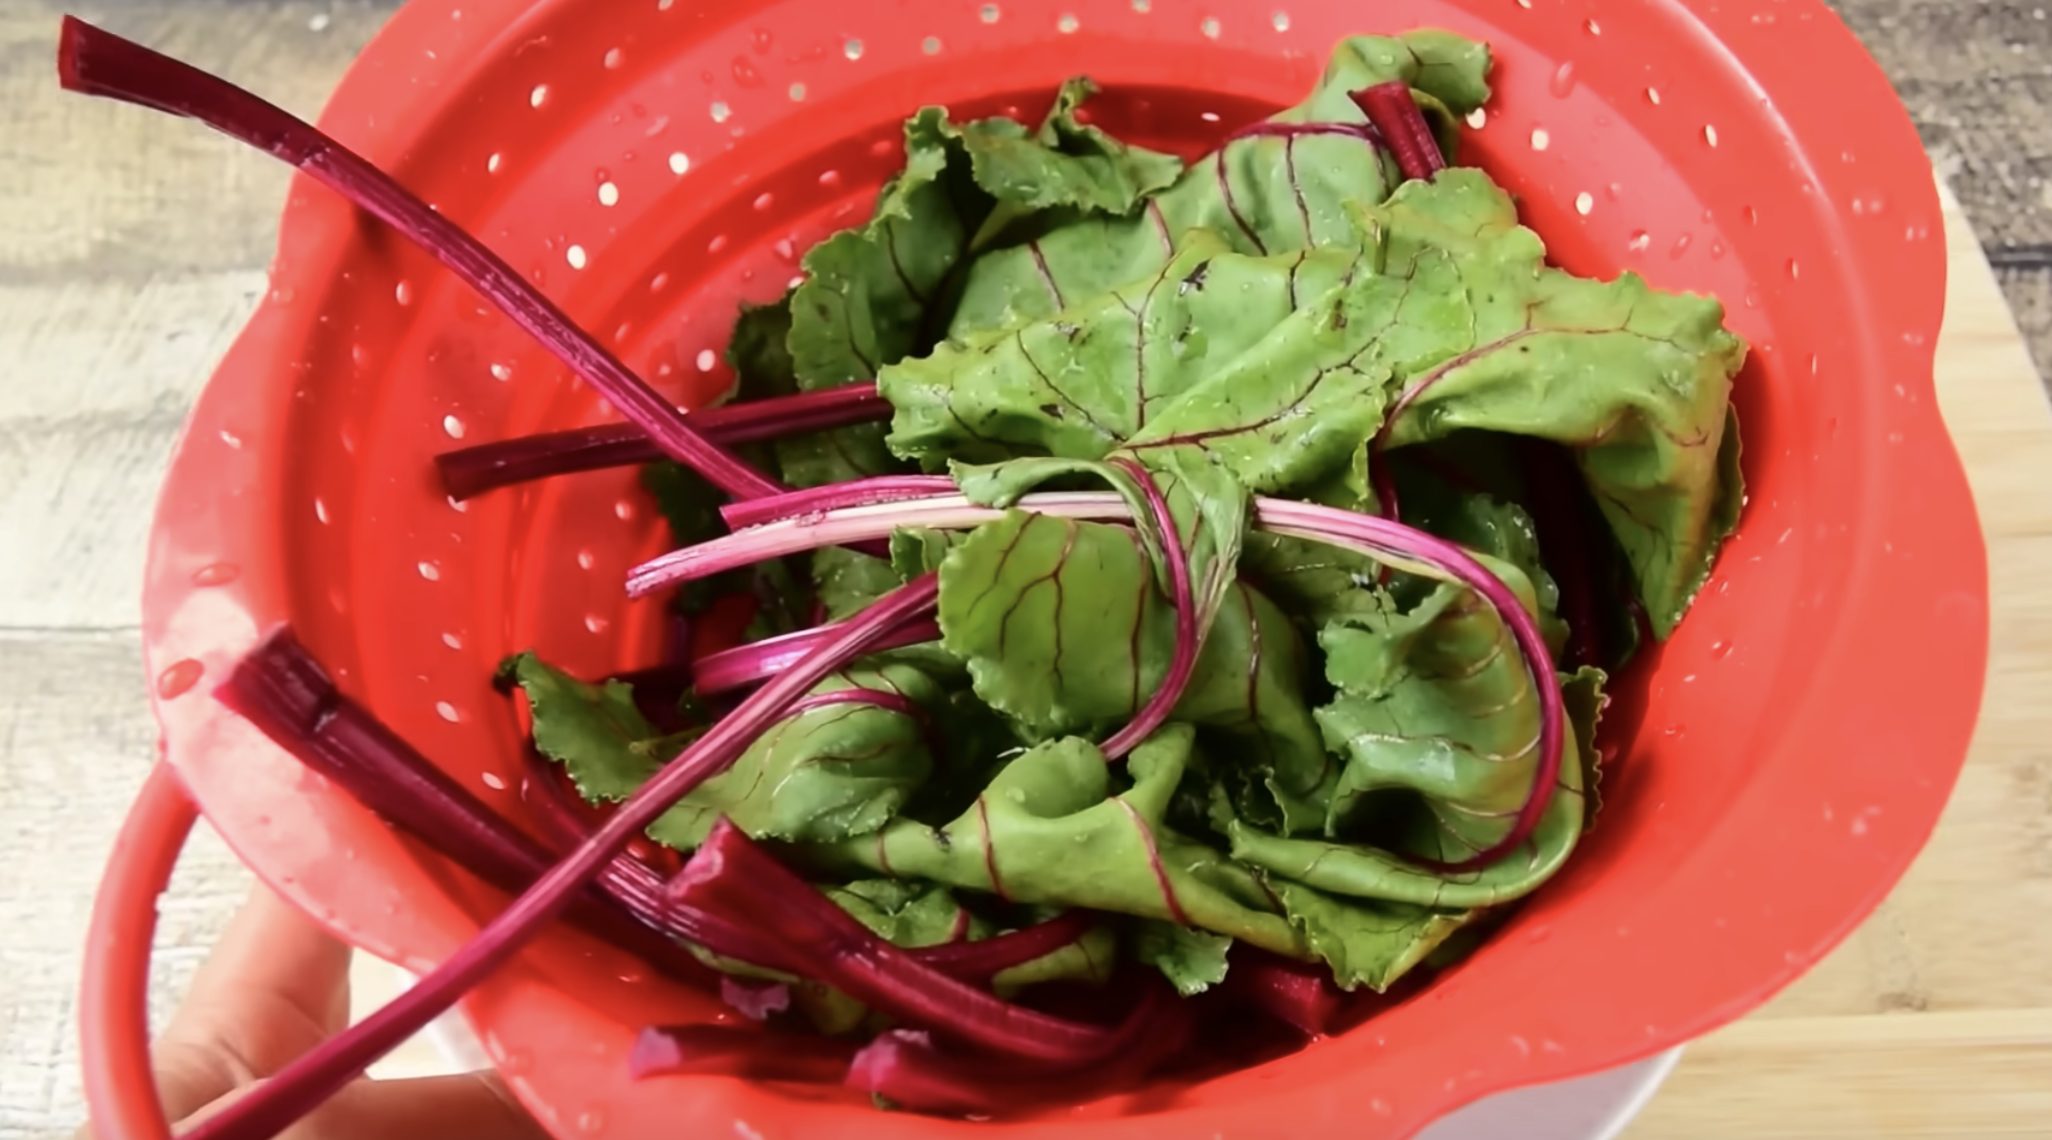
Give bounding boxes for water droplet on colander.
[603,47,624,69]
[442,631,464,649]
[596,181,619,207]
[753,192,774,211]
[576,1109,607,1136]
[1709,239,1726,259]
[708,233,728,253]
[1853,194,1887,215]
[270,284,296,304]
[394,280,415,306]
[1052,12,1076,32]
[481,771,507,791]
[487,361,513,383]
[585,613,611,634]
[487,151,504,174]
[614,499,636,521]
[1662,723,1685,739]
[314,497,331,524]
[1574,191,1593,215]
[1199,111,1221,122]
[1132,0,1151,10]
[432,700,460,724]
[576,549,597,571]
[1744,287,1762,308]
[566,245,588,269]
[529,84,549,108]
[1465,106,1487,129]
[695,348,717,373]
[843,36,864,59]
[923,35,943,54]
[731,55,762,87]
[1584,16,1601,34]
[1548,61,1576,98]
[1271,10,1291,31]
[1529,126,1549,151]
[618,967,647,984]
[1370,1099,1393,1117]
[192,561,240,587]
[981,3,1002,21]
[1627,230,1650,252]
[1702,123,1719,147]
[418,559,443,581]
[1902,330,1927,347]
[709,100,731,122]
[220,428,244,449]
[442,414,466,440]
[1605,182,1622,201]
[448,495,468,514]
[787,82,807,102]
[1711,639,1734,660]
[157,659,205,699]
[1669,232,1693,258]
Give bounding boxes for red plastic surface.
[133,0,1985,1137]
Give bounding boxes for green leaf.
[934,510,1326,803]
[1231,661,1603,910]
[648,663,943,849]
[810,726,1309,959]
[1129,919,1233,995]
[498,653,671,803]
[1263,879,1475,992]
[957,76,1183,220]
[825,879,992,948]
[1395,462,1571,659]
[990,923,1120,991]
[811,546,906,621]
[945,32,1492,337]
[1363,170,1747,636]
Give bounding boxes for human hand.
[75,883,548,1140]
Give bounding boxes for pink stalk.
[720,475,957,531]
[187,579,937,1140]
[57,17,781,501]
[692,617,942,695]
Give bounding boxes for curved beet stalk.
[630,1025,855,1082]
[672,819,1113,1063]
[435,383,890,501]
[56,17,780,502]
[1101,458,1198,760]
[190,581,936,1140]
[845,978,1191,1115]
[1350,81,1446,183]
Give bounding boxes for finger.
[152,882,354,1119]
[178,1072,551,1140]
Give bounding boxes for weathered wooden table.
[1,2,2047,1136]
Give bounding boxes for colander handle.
[80,760,196,1140]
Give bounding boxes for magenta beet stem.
[672,819,1115,1062]
[693,616,943,695]
[56,17,781,501]
[1349,81,1446,183]
[436,383,890,501]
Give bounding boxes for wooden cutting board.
[1618,181,2052,1138]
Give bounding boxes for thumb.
[175,1071,550,1140]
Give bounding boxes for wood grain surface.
[1,2,2048,1137]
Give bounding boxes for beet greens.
[63,15,1745,1134]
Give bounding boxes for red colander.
[83,0,1985,1137]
